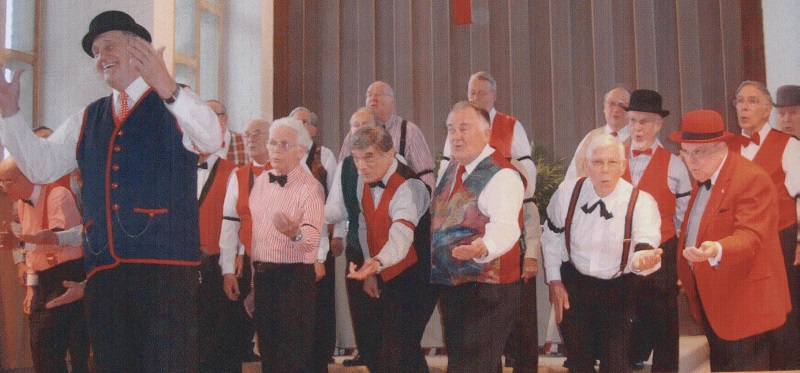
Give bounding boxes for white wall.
[762,0,800,100]
[222,0,264,132]
[38,2,154,129]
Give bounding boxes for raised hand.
[126,37,177,99]
[0,65,22,117]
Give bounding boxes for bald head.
[366,81,396,122]
[0,157,33,202]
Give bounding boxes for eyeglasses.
[267,140,298,151]
[243,130,266,139]
[352,153,387,166]
[589,159,622,168]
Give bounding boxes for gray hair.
[604,84,630,103]
[736,80,774,106]
[269,117,312,150]
[350,107,376,125]
[289,106,319,126]
[585,133,626,161]
[469,71,497,92]
[352,126,394,153]
[450,101,491,130]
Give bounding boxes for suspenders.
[563,177,640,275]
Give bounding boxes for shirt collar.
[378,159,399,185]
[112,77,149,107]
[28,185,42,205]
[605,123,630,138]
[586,177,630,205]
[201,154,219,168]
[462,144,495,176]
[741,122,771,139]
[708,151,728,185]
[489,108,497,124]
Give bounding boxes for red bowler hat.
[669,109,735,143]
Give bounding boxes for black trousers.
[253,262,316,373]
[768,224,800,370]
[308,252,337,373]
[85,263,199,373]
[345,276,382,371]
[702,311,771,372]
[29,258,89,373]
[503,276,538,373]
[441,281,520,373]
[374,265,440,373]
[560,262,635,373]
[629,236,679,372]
[198,254,254,373]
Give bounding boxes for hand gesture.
[362,275,380,298]
[0,221,21,250]
[18,228,58,246]
[632,248,663,271]
[347,259,380,281]
[223,273,240,301]
[522,258,539,283]
[682,241,719,263]
[452,237,487,260]
[794,243,799,266]
[330,237,345,257]
[0,65,22,118]
[273,212,300,239]
[234,255,244,278]
[23,285,33,315]
[314,262,326,282]
[126,37,177,99]
[549,280,570,324]
[45,281,85,309]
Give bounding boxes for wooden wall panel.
[274,0,764,160]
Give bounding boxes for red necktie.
[610,131,618,137]
[632,148,653,157]
[740,132,760,147]
[116,91,129,122]
[449,165,466,201]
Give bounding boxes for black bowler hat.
[624,89,670,117]
[82,10,151,57]
[776,85,800,108]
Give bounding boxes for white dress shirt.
[739,124,800,198]
[542,177,661,282]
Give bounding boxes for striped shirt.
[338,115,436,189]
[251,165,325,264]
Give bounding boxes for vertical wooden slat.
[633,0,657,89]
[431,0,451,153]
[469,0,491,71]
[412,0,435,152]
[676,0,703,113]
[697,0,726,116]
[284,0,304,116]
[550,0,576,159]
[740,0,766,84]
[571,1,597,131]
[375,0,394,84]
[592,0,616,127]
[653,0,681,147]
[392,0,414,121]
[356,0,376,94]
[272,0,290,118]
[508,0,533,133]
[449,6,471,106]
[612,0,636,87]
[720,0,744,129]
[316,0,340,153]
[301,0,318,111]
[529,0,554,150]
[487,0,510,114]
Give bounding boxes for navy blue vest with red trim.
[78,89,200,277]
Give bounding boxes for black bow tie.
[21,199,34,206]
[269,173,288,187]
[369,180,386,189]
[582,200,613,220]
[197,162,208,170]
[698,179,712,191]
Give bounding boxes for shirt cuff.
[545,264,562,283]
[707,241,723,268]
[473,238,497,264]
[26,273,38,286]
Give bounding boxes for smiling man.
[671,109,791,372]
[0,10,221,371]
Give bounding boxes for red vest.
[234,162,273,256]
[362,172,418,282]
[734,130,796,229]
[198,158,236,256]
[490,111,517,158]
[622,146,677,241]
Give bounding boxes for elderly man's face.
[777,106,800,137]
[467,78,496,112]
[628,111,663,150]
[446,106,491,166]
[267,126,304,175]
[92,31,139,92]
[585,145,625,197]
[680,142,726,182]
[735,85,772,134]
[0,166,31,202]
[350,111,376,135]
[604,88,631,131]
[366,82,395,121]
[244,120,269,163]
[352,145,394,184]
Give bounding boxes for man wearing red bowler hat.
[671,110,791,372]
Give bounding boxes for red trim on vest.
[199,159,235,255]
[739,131,795,229]
[490,112,517,158]
[489,151,523,284]
[623,146,677,241]
[235,162,273,257]
[76,109,89,161]
[361,172,418,282]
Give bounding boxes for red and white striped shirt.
[251,165,325,264]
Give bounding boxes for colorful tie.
[632,148,653,157]
[116,91,129,122]
[449,165,466,201]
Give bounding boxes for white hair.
[269,117,312,150]
[585,133,626,161]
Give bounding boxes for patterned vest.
[490,111,517,158]
[734,130,796,229]
[622,146,677,241]
[78,89,200,277]
[362,162,430,282]
[306,143,329,196]
[198,158,236,256]
[430,151,521,285]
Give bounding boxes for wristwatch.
[290,231,303,243]
[164,85,181,104]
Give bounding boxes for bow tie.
[697,179,712,191]
[740,132,760,147]
[632,148,653,157]
[21,199,34,206]
[582,200,613,220]
[269,173,288,187]
[197,162,208,170]
[369,180,386,189]
[252,164,267,177]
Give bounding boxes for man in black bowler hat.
[0,10,222,372]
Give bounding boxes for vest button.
[113,145,121,152]
[112,203,119,211]
[112,164,120,172]
[111,182,118,189]
[117,130,124,136]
